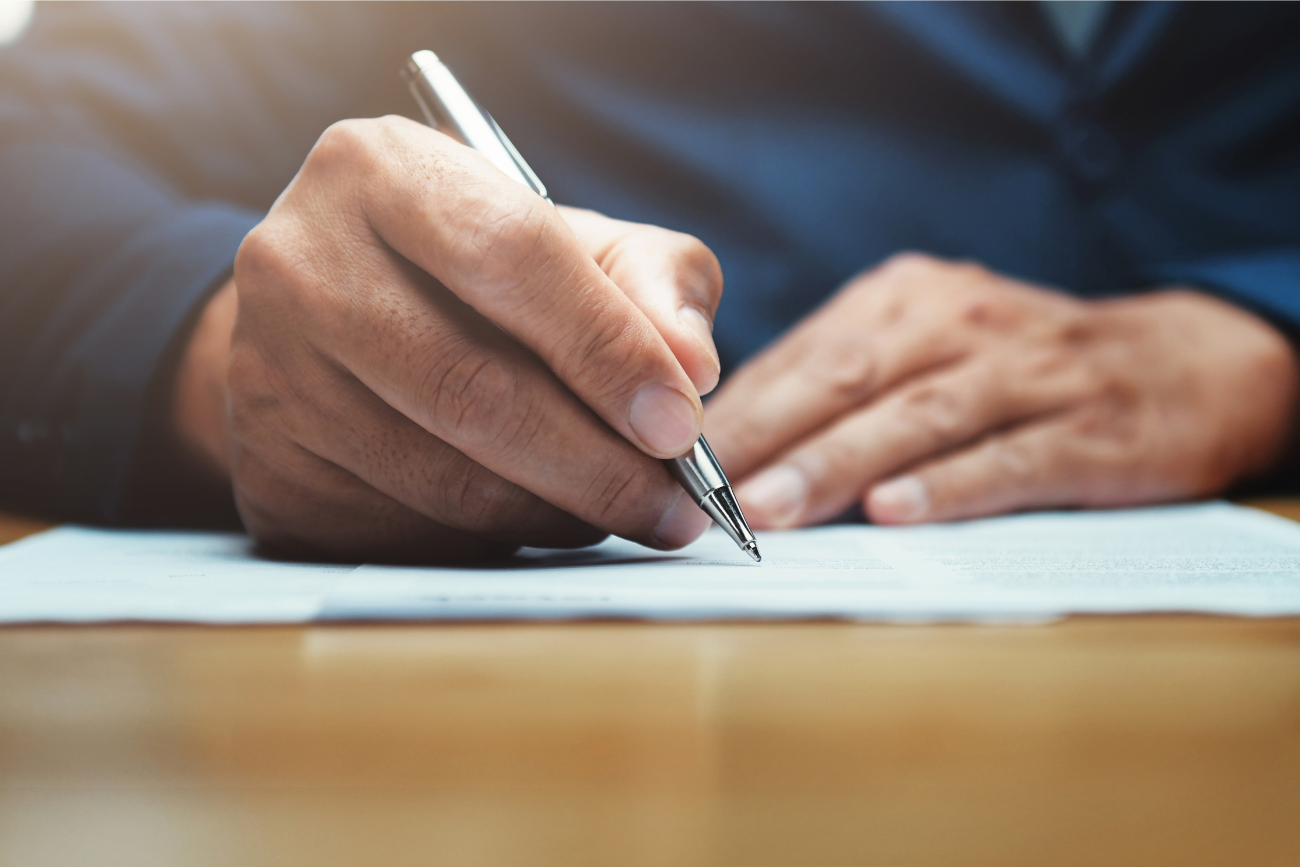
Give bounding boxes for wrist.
[172,278,237,479]
[1123,288,1300,482]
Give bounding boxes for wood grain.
[1,508,1298,867]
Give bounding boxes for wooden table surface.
[2,507,1299,867]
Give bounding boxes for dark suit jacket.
[1,1,1298,524]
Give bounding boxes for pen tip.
[744,541,761,563]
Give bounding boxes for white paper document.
[1,502,1299,624]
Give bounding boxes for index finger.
[558,207,725,397]
[705,255,969,480]
[358,116,704,460]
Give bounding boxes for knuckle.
[855,285,908,325]
[233,223,292,290]
[234,229,312,314]
[436,456,527,530]
[425,343,513,431]
[235,229,329,326]
[225,344,323,462]
[877,250,944,281]
[421,340,543,452]
[954,284,1022,331]
[668,231,724,301]
[490,391,549,459]
[573,459,659,529]
[1057,315,1102,348]
[232,230,319,338]
[560,306,650,402]
[810,336,878,404]
[950,258,993,282]
[1019,345,1077,386]
[873,252,956,289]
[301,120,399,235]
[234,215,366,322]
[570,303,629,368]
[899,382,968,444]
[452,193,555,290]
[311,118,383,172]
[989,436,1039,486]
[374,113,418,138]
[851,252,960,314]
[957,294,1001,328]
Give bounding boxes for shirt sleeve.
[0,1,424,525]
[1144,250,1300,342]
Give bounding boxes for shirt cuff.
[5,203,260,524]
[1144,249,1300,343]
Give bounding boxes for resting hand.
[705,253,1299,528]
[173,116,723,561]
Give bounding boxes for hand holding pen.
[171,55,751,564]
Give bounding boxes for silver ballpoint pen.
[402,50,761,563]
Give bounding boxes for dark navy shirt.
[2,2,1299,525]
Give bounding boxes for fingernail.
[652,491,712,548]
[629,382,701,457]
[678,305,721,389]
[737,464,808,527]
[869,476,929,523]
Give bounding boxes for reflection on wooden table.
[1,510,1298,867]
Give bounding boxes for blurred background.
[0,1,32,45]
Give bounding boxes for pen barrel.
[669,440,758,555]
[402,51,550,202]
[666,437,730,503]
